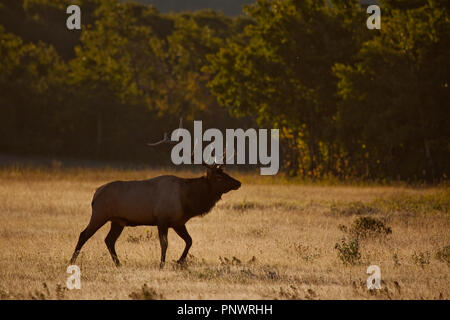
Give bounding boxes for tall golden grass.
[0,167,448,299]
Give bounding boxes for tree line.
[137,0,256,16]
[0,0,448,182]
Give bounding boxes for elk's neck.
[182,177,222,218]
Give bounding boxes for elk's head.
[147,118,241,193]
[204,162,241,194]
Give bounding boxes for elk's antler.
[192,139,217,170]
[202,144,236,170]
[147,118,183,146]
[217,147,236,169]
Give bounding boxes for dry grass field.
[0,167,449,300]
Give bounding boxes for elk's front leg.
[157,225,168,269]
[173,225,192,263]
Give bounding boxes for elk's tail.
[91,184,109,207]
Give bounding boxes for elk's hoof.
[159,262,165,269]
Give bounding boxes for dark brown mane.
[181,176,223,218]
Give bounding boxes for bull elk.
[69,123,241,268]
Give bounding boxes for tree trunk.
[96,113,102,158]
[423,138,435,182]
[308,113,318,175]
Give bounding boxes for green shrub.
[334,237,361,266]
[349,216,392,239]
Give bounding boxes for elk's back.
[92,175,185,226]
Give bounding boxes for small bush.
[226,201,298,212]
[435,245,450,265]
[293,243,321,262]
[28,283,67,300]
[277,285,302,299]
[127,230,154,243]
[349,216,392,239]
[232,200,256,211]
[335,237,361,266]
[411,251,430,268]
[392,252,401,267]
[129,284,164,300]
[338,224,348,233]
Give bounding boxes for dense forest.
[134,0,256,16]
[0,0,448,182]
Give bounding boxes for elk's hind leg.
[173,225,192,264]
[70,217,106,265]
[105,222,124,267]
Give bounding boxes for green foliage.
[206,0,367,177]
[206,0,449,181]
[0,0,249,163]
[334,1,450,181]
[137,0,254,16]
[0,25,68,154]
[334,237,361,266]
[348,216,392,239]
[336,215,392,265]
[0,0,448,181]
[0,0,82,60]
